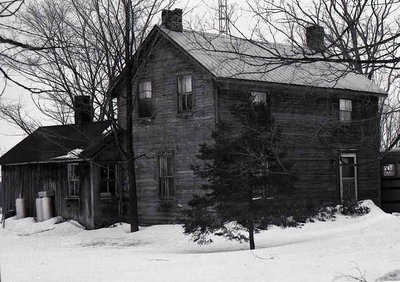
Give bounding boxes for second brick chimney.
[161,9,183,32]
[306,25,325,52]
[74,95,93,126]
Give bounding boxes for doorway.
[339,153,358,202]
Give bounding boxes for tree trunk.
[122,0,139,233]
[125,61,139,232]
[248,222,255,250]
[128,156,139,232]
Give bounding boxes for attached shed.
[0,98,125,228]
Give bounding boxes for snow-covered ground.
[1,200,400,282]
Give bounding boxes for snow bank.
[2,216,84,237]
[1,200,400,281]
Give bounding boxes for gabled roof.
[155,26,384,94]
[0,121,112,165]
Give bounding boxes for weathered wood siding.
[217,80,380,206]
[116,37,381,224]
[1,162,94,228]
[118,37,215,224]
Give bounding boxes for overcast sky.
[0,0,256,155]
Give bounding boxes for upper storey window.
[177,75,192,113]
[383,164,396,177]
[250,91,267,104]
[339,99,352,121]
[138,81,152,118]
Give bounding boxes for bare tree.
[3,0,177,232]
[0,0,50,92]
[3,0,172,124]
[0,98,40,134]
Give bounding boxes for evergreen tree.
[184,100,315,250]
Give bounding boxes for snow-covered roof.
[0,121,111,165]
[158,27,385,94]
[52,148,84,160]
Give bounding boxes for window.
[339,99,352,121]
[159,154,175,197]
[252,165,271,200]
[252,184,269,200]
[67,163,79,197]
[383,164,396,177]
[100,164,118,197]
[340,156,355,177]
[250,91,267,104]
[138,81,152,118]
[177,75,192,113]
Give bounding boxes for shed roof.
[0,121,112,165]
[157,26,385,94]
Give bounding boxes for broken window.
[67,163,79,197]
[177,75,192,113]
[339,99,352,121]
[138,81,152,118]
[159,153,175,197]
[100,164,118,197]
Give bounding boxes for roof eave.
[0,158,89,167]
[213,76,386,96]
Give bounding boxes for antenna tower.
[218,0,228,34]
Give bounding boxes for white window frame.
[339,99,352,121]
[177,75,193,113]
[67,163,79,198]
[138,81,153,118]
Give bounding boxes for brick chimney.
[161,9,183,32]
[74,96,93,125]
[306,25,325,52]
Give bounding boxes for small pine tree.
[183,100,311,250]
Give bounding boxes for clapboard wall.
[216,79,381,206]
[118,37,216,224]
[1,163,95,228]
[117,36,381,224]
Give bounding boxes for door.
[339,153,358,202]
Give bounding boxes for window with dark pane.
[100,164,118,197]
[252,184,269,199]
[67,163,79,197]
[138,81,152,118]
[341,157,355,177]
[339,99,352,121]
[159,154,175,197]
[177,75,192,113]
[252,165,270,200]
